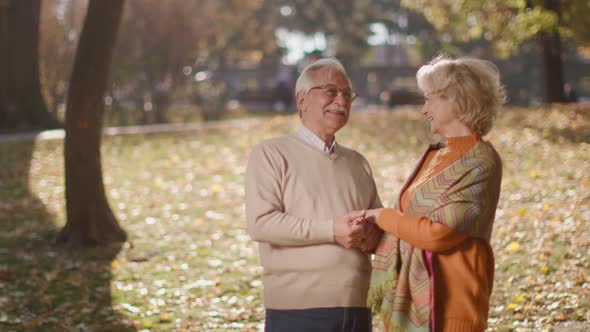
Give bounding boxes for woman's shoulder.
[465,140,502,174]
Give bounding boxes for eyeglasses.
[308,84,357,103]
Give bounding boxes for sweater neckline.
[443,133,480,155]
[290,134,340,160]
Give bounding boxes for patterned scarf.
[368,141,502,331]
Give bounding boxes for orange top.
[376,134,494,332]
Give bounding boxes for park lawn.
[0,106,588,331]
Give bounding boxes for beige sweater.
[245,134,382,309]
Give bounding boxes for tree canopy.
[401,0,590,102]
[401,0,590,57]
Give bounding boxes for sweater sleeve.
[363,156,383,210]
[375,208,467,252]
[244,143,334,246]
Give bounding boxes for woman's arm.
[366,208,467,252]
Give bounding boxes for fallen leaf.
[506,242,522,252]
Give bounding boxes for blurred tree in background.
[57,0,127,247]
[0,0,57,131]
[7,0,588,131]
[401,0,590,102]
[370,0,442,61]
[274,0,379,70]
[270,0,441,70]
[110,0,279,123]
[39,0,85,117]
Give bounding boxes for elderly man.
[245,58,382,332]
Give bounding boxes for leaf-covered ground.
[1,106,588,331]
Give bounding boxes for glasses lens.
[310,85,355,102]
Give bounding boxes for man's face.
[296,69,353,141]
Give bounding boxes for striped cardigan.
[368,140,502,331]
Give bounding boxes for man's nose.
[333,92,348,105]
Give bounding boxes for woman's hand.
[346,210,367,225]
[365,208,384,224]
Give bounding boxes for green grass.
[0,106,589,331]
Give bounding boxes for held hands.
[364,208,384,224]
[359,208,384,253]
[333,209,385,252]
[333,210,366,249]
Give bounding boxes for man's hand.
[359,222,383,254]
[334,210,366,248]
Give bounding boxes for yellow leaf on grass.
[516,295,525,302]
[508,303,518,310]
[529,170,540,178]
[540,266,549,274]
[144,321,153,328]
[506,242,522,252]
[160,315,171,322]
[542,204,550,212]
[518,207,526,216]
[111,260,120,269]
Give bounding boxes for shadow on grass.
[533,126,590,144]
[524,113,590,144]
[505,106,590,144]
[0,141,136,331]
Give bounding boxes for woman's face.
[422,92,469,137]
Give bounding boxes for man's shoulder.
[249,135,303,160]
[337,143,358,153]
[253,135,296,151]
[336,144,368,162]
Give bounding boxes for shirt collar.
[295,125,336,154]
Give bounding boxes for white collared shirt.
[295,125,336,154]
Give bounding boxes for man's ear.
[296,91,305,113]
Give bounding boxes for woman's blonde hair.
[416,55,506,136]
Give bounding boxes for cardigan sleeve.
[376,208,467,252]
[245,143,334,246]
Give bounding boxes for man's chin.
[326,122,347,133]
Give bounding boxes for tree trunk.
[57,0,126,247]
[0,0,56,131]
[539,0,565,103]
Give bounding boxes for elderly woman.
[364,56,505,331]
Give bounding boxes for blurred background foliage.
[2,0,589,129]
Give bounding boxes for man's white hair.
[295,58,352,96]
